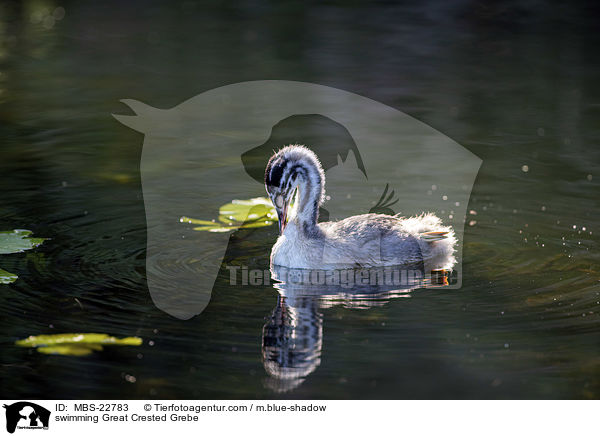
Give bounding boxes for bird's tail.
[420,231,449,242]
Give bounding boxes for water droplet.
[125,374,136,383]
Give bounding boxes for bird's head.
[264,145,325,234]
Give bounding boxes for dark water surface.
[1,1,598,399]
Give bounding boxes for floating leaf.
[0,229,47,254]
[219,197,275,220]
[179,218,219,226]
[16,333,143,356]
[420,231,450,242]
[37,344,104,356]
[0,229,47,284]
[181,197,277,232]
[0,268,18,284]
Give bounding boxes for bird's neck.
[290,175,322,234]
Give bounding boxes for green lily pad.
[0,268,18,284]
[180,197,277,232]
[0,229,47,284]
[0,229,47,254]
[16,333,143,356]
[219,197,275,220]
[37,344,105,356]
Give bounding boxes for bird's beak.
[277,202,288,235]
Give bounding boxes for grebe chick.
[265,145,455,270]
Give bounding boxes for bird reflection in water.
[262,293,322,393]
[261,264,450,393]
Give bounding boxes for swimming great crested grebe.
[265,145,456,270]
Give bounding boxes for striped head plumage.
[264,145,325,234]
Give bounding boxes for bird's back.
[318,213,424,267]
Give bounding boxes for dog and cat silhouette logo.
[3,402,50,433]
[113,80,481,320]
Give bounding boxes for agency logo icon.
[114,80,481,320]
[3,402,50,433]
